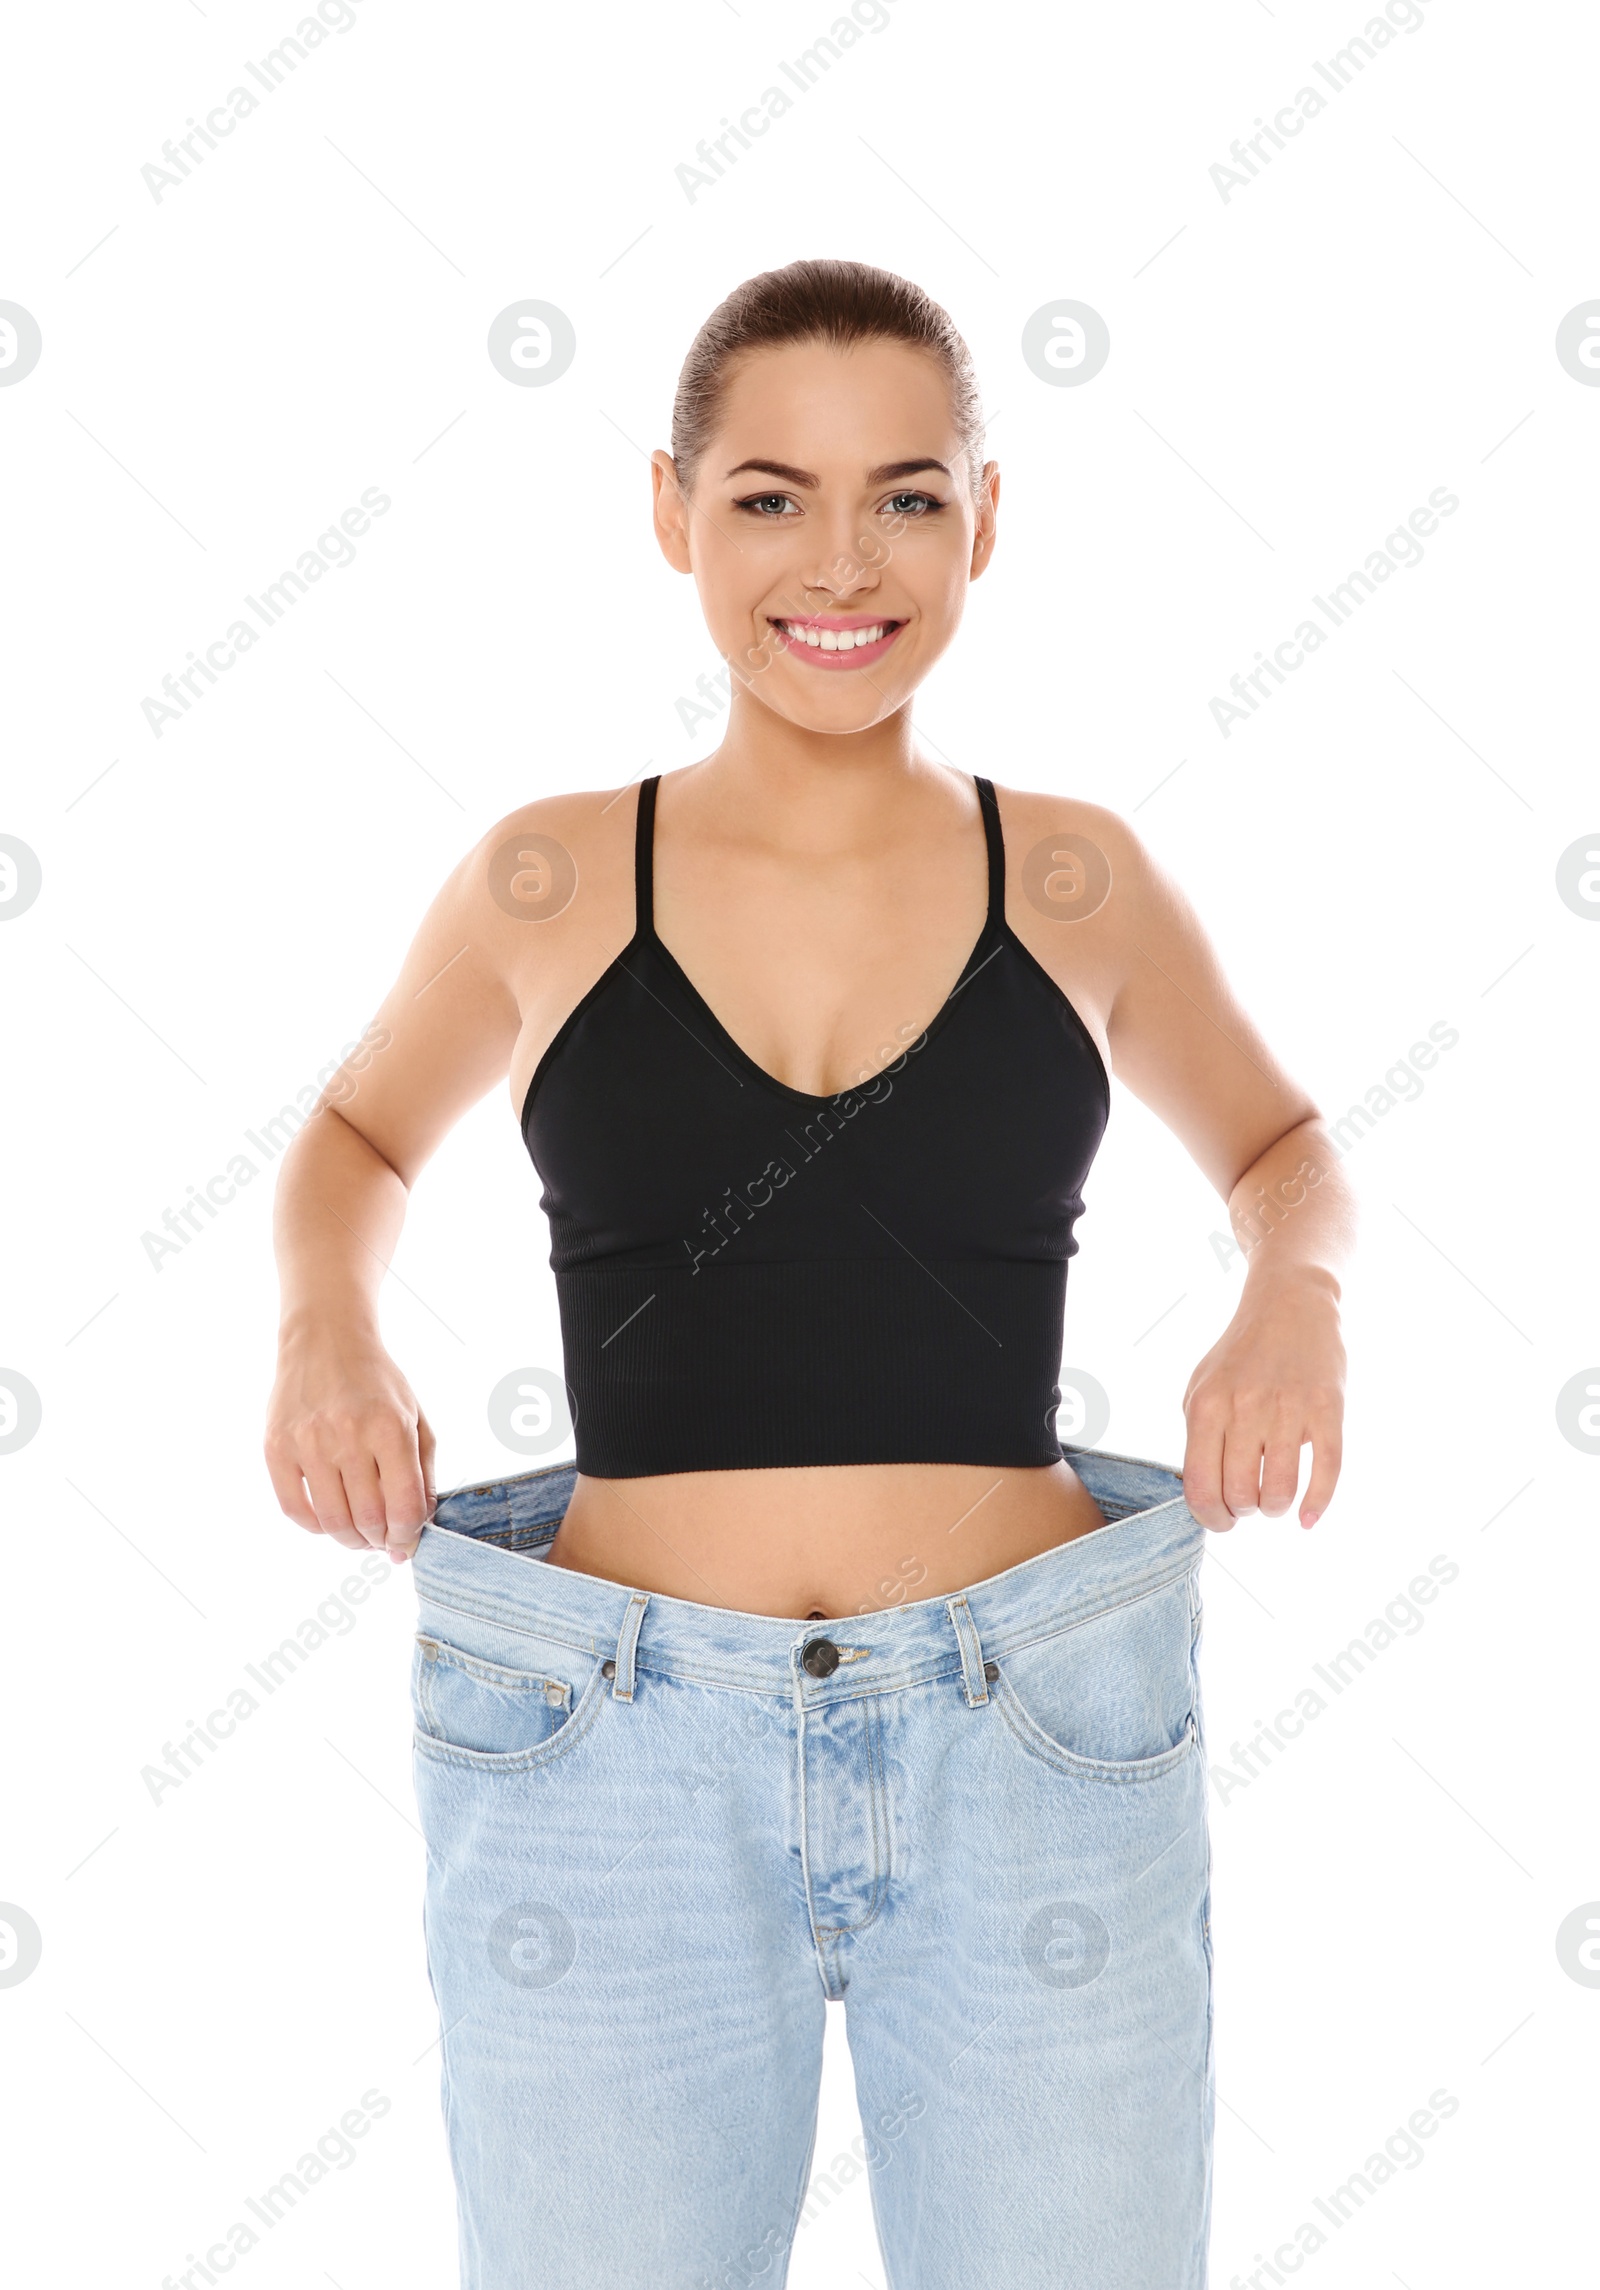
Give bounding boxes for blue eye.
[735,493,799,516]
[884,491,943,516]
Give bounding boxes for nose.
[793,521,883,606]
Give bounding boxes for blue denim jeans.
[409,1444,1215,2289]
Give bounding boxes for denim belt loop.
[944,1594,991,1709]
[611,1593,650,1701]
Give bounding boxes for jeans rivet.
[983,1660,999,1682]
[602,1659,616,1679]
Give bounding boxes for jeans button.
[801,1636,841,1678]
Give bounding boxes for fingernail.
[1302,1509,1320,1529]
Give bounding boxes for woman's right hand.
[264,1319,437,1564]
[262,793,576,1562]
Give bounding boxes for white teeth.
[780,622,889,650]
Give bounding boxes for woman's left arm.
[1004,787,1357,1534]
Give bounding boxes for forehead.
[711,338,960,464]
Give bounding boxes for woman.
[266,259,1352,2289]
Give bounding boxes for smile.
[768,616,904,669]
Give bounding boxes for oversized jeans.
[408,1443,1215,2288]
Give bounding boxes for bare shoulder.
[475,780,643,845]
[985,779,1168,913]
[989,776,1317,1170]
[983,778,1183,999]
[310,778,646,1183]
[409,778,650,993]
[456,779,641,902]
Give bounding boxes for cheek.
[686,555,760,647]
[692,519,788,601]
[896,515,976,592]
[905,556,972,642]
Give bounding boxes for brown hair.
[670,258,986,500]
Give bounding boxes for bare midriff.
[543,1456,1110,1621]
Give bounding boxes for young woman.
[266,260,1352,2289]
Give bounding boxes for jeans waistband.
[409,1446,1207,1705]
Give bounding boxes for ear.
[969,460,1001,583]
[651,451,694,574]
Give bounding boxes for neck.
[685,685,946,838]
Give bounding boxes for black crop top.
[520,775,1111,1477]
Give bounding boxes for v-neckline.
[638,922,1007,1109]
[627,770,1010,1108]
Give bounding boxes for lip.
[767,614,906,672]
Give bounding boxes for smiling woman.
[265,256,1355,2287]
[665,262,988,708]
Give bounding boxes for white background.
[2,0,1596,2282]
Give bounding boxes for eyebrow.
[723,457,953,488]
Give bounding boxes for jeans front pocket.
[412,1633,577,1759]
[993,1566,1199,1782]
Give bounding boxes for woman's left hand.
[1180,1267,1345,1531]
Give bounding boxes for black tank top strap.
[973,775,1006,931]
[634,774,661,936]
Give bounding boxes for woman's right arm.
[263,828,527,1565]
